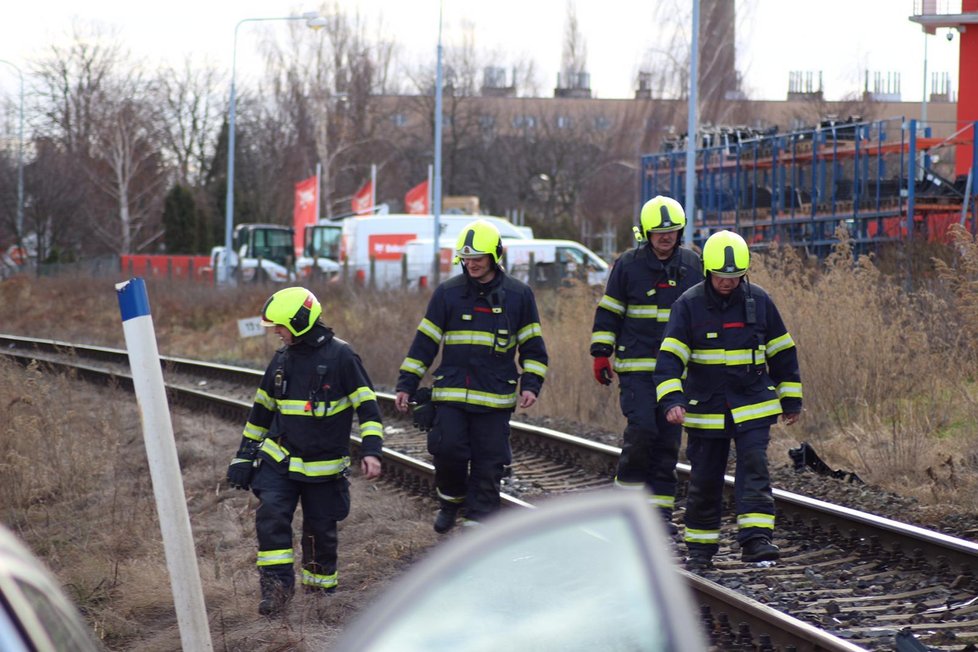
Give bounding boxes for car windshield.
[361,512,669,652]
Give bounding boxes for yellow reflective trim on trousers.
[777,381,803,399]
[684,529,720,544]
[432,387,517,409]
[522,359,548,378]
[591,331,615,347]
[598,295,625,316]
[360,421,383,439]
[399,357,426,377]
[302,568,338,588]
[243,423,267,440]
[613,357,656,372]
[254,388,276,410]
[690,348,763,365]
[349,386,376,408]
[660,337,690,364]
[419,318,443,343]
[437,489,465,503]
[685,412,726,429]
[257,548,294,567]
[656,378,683,401]
[650,494,675,509]
[737,513,775,530]
[517,323,543,344]
[730,399,782,423]
[766,332,795,357]
[288,455,351,478]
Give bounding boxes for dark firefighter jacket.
[590,245,702,373]
[239,324,383,481]
[396,269,549,411]
[653,279,803,434]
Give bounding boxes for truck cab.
[296,223,342,281]
[211,224,297,283]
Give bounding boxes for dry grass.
[5,241,978,645]
[0,356,439,650]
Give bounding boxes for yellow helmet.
[454,219,503,264]
[702,230,750,277]
[640,196,686,237]
[260,287,322,337]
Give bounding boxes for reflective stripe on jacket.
[239,324,383,481]
[653,280,803,434]
[396,269,549,411]
[590,245,702,374]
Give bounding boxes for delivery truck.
[403,237,609,288]
[339,214,532,288]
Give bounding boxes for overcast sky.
[0,0,963,105]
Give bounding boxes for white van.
[402,237,609,288]
[502,239,609,287]
[340,214,532,289]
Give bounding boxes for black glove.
[227,439,260,490]
[412,387,436,432]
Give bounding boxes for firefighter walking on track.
[653,230,802,568]
[226,287,383,615]
[590,195,703,534]
[395,219,549,533]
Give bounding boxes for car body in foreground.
[0,524,102,651]
[334,490,706,652]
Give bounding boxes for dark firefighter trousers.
[251,462,351,594]
[427,404,512,522]
[684,416,774,556]
[616,373,682,519]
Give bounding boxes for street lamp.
[0,59,24,243]
[222,12,327,284]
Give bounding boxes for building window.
[391,113,407,127]
[513,115,537,129]
[557,115,573,129]
[594,116,612,130]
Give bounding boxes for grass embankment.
[3,226,978,647]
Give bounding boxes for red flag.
[404,180,429,214]
[352,180,373,214]
[293,176,318,258]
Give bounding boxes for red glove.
[593,356,613,385]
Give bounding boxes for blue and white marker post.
[116,278,213,652]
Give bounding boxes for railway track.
[3,333,977,651]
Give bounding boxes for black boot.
[741,537,780,563]
[434,503,460,533]
[258,578,294,616]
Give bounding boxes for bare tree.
[258,4,400,218]
[33,25,168,254]
[561,1,588,81]
[155,59,223,188]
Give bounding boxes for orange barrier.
[120,255,213,282]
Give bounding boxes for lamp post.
[222,12,326,284]
[0,59,24,243]
[432,0,444,286]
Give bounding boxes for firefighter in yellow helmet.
[395,219,549,533]
[226,287,384,615]
[653,230,803,569]
[589,195,703,535]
